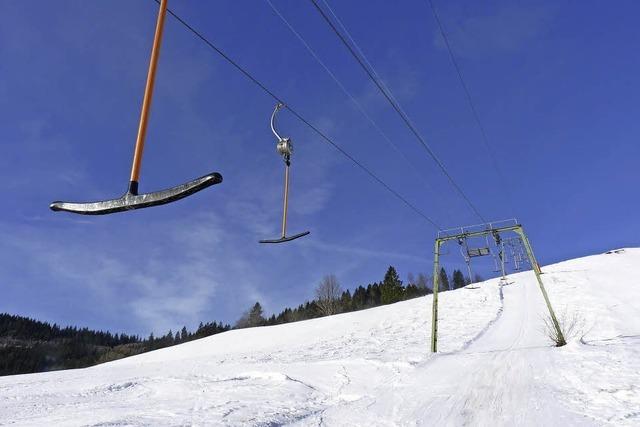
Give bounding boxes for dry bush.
[542,310,584,347]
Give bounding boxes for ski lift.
[516,239,528,268]
[467,247,491,257]
[508,240,520,271]
[505,237,522,271]
[461,235,491,258]
[458,236,492,283]
[259,103,310,244]
[50,0,222,215]
[489,231,508,278]
[457,238,473,283]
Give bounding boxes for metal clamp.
[270,103,293,165]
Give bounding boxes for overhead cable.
[267,0,455,219]
[310,0,487,223]
[425,0,516,214]
[151,0,441,229]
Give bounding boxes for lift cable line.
[424,0,516,214]
[266,0,455,220]
[310,0,486,223]
[318,0,487,223]
[319,0,415,131]
[153,0,441,230]
[317,0,459,219]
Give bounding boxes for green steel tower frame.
[430,222,565,352]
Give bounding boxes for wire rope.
[310,0,487,223]
[424,0,516,214]
[151,0,441,229]
[266,0,455,219]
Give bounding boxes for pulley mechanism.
[49,0,222,215]
[259,103,310,244]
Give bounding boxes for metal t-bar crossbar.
[430,223,566,352]
[49,0,222,215]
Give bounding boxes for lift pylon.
[430,220,565,352]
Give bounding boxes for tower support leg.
[431,239,442,353]
[516,226,566,346]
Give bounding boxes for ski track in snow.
[1,249,639,426]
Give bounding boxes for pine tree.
[248,302,265,327]
[235,302,266,328]
[439,267,450,291]
[352,286,367,310]
[196,322,204,338]
[340,290,352,313]
[404,284,419,299]
[381,266,403,304]
[369,283,382,306]
[452,269,466,289]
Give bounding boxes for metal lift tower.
[430,219,566,352]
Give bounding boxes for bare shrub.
[315,274,342,316]
[542,310,584,347]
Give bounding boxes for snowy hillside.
[1,249,639,426]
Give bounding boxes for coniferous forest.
[1,266,473,376]
[0,316,230,376]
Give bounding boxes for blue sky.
[1,0,638,336]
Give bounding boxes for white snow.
[1,248,639,426]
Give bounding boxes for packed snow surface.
[1,249,639,426]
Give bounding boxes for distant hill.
[0,314,229,376]
[1,265,447,376]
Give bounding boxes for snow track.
[311,273,590,426]
[1,249,639,426]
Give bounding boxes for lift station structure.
[430,219,566,352]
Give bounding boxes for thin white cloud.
[0,214,230,334]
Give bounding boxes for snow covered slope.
[1,249,639,426]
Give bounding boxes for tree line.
[234,266,478,329]
[0,313,230,376]
[1,265,477,376]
